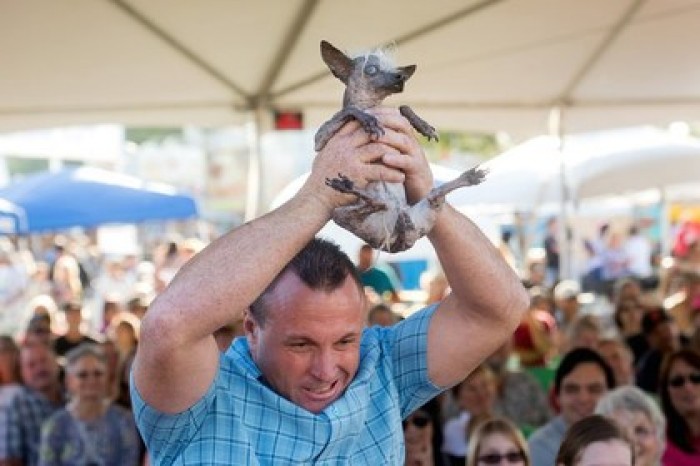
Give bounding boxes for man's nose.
[310,350,336,381]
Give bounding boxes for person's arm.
[376,109,529,388]
[133,120,406,414]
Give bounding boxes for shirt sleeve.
[389,304,442,417]
[129,369,217,464]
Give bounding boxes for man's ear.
[243,310,258,344]
[320,40,354,84]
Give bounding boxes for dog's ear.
[321,40,354,84]
[398,65,417,80]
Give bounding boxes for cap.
[641,308,671,335]
[554,280,581,301]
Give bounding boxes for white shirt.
[441,411,471,456]
[624,235,653,277]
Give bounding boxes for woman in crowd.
[441,364,497,465]
[404,407,437,466]
[659,348,700,465]
[38,343,140,465]
[106,311,140,409]
[596,385,665,466]
[466,417,530,466]
[613,298,648,363]
[556,414,635,466]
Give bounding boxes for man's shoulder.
[529,416,565,442]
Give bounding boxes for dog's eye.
[365,65,378,75]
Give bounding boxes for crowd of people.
[0,216,699,465]
[1,111,700,465]
[0,217,699,465]
[394,216,700,466]
[0,233,212,465]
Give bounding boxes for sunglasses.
[402,412,431,429]
[74,370,105,380]
[668,373,700,388]
[478,451,524,464]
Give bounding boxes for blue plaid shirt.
[2,386,63,466]
[131,304,442,465]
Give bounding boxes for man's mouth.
[303,380,339,402]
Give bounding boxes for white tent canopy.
[450,126,700,211]
[2,0,700,136]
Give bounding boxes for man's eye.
[365,65,378,75]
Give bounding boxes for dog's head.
[321,40,416,106]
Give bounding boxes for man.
[543,216,560,287]
[486,340,552,430]
[1,343,64,466]
[597,337,635,386]
[635,307,680,394]
[131,108,528,464]
[528,347,615,466]
[53,300,98,357]
[357,243,401,303]
[553,279,581,333]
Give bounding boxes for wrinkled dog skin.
[315,40,487,252]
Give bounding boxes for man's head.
[357,244,374,272]
[61,301,83,329]
[245,238,366,413]
[554,279,581,322]
[19,343,60,395]
[641,308,678,352]
[367,303,396,327]
[597,338,635,386]
[554,347,615,426]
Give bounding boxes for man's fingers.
[368,163,405,184]
[375,128,416,157]
[358,143,398,164]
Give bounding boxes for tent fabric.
[448,126,700,211]
[0,167,198,233]
[2,1,700,136]
[0,198,28,235]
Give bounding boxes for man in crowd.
[131,108,528,463]
[0,343,64,466]
[528,347,615,466]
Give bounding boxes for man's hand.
[300,118,407,211]
[370,108,434,205]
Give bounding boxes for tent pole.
[548,106,573,281]
[244,107,265,222]
[659,187,671,258]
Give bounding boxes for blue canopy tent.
[0,167,198,233]
[0,197,28,234]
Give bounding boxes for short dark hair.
[554,347,615,395]
[249,238,362,326]
[556,415,634,466]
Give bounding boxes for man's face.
[557,362,609,425]
[597,342,634,386]
[246,271,366,414]
[20,345,59,393]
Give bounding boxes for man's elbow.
[505,282,529,326]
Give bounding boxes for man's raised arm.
[133,121,406,413]
[375,109,529,388]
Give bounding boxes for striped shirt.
[132,304,441,465]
